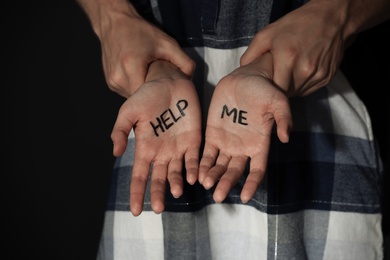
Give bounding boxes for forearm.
[311,0,390,41]
[75,0,141,38]
[344,0,390,34]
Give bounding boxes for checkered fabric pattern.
[96,0,384,259]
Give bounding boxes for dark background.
[2,0,389,259]
[3,1,124,259]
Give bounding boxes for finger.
[167,158,184,198]
[299,65,334,96]
[240,154,268,203]
[240,168,266,203]
[130,157,151,216]
[295,50,339,96]
[299,83,324,96]
[240,30,271,66]
[124,59,148,96]
[213,156,248,203]
[299,80,325,96]
[202,153,232,190]
[158,40,196,79]
[111,108,136,157]
[273,97,293,143]
[165,51,195,80]
[272,50,295,95]
[199,144,219,184]
[150,161,168,214]
[102,58,131,98]
[185,146,200,185]
[290,56,318,94]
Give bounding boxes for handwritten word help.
[150,99,188,137]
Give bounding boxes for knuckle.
[119,53,137,70]
[186,59,196,71]
[297,61,316,79]
[107,70,125,89]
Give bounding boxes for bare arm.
[241,0,390,97]
[342,0,390,36]
[75,0,195,97]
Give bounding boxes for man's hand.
[76,0,195,97]
[241,0,347,97]
[111,61,202,216]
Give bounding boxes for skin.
[76,0,195,97]
[76,0,390,215]
[76,0,390,98]
[199,53,292,203]
[111,61,202,216]
[241,0,346,97]
[241,0,390,97]
[114,55,289,215]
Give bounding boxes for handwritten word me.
[221,104,248,125]
[150,99,188,137]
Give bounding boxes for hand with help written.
[111,60,202,216]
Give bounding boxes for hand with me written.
[199,52,292,204]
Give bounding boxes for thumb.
[240,30,271,66]
[110,102,137,156]
[273,101,292,143]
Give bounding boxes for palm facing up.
[111,61,202,216]
[199,54,292,203]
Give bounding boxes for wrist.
[305,0,350,41]
[312,0,390,41]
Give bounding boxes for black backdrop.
[3,1,124,259]
[2,1,389,259]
